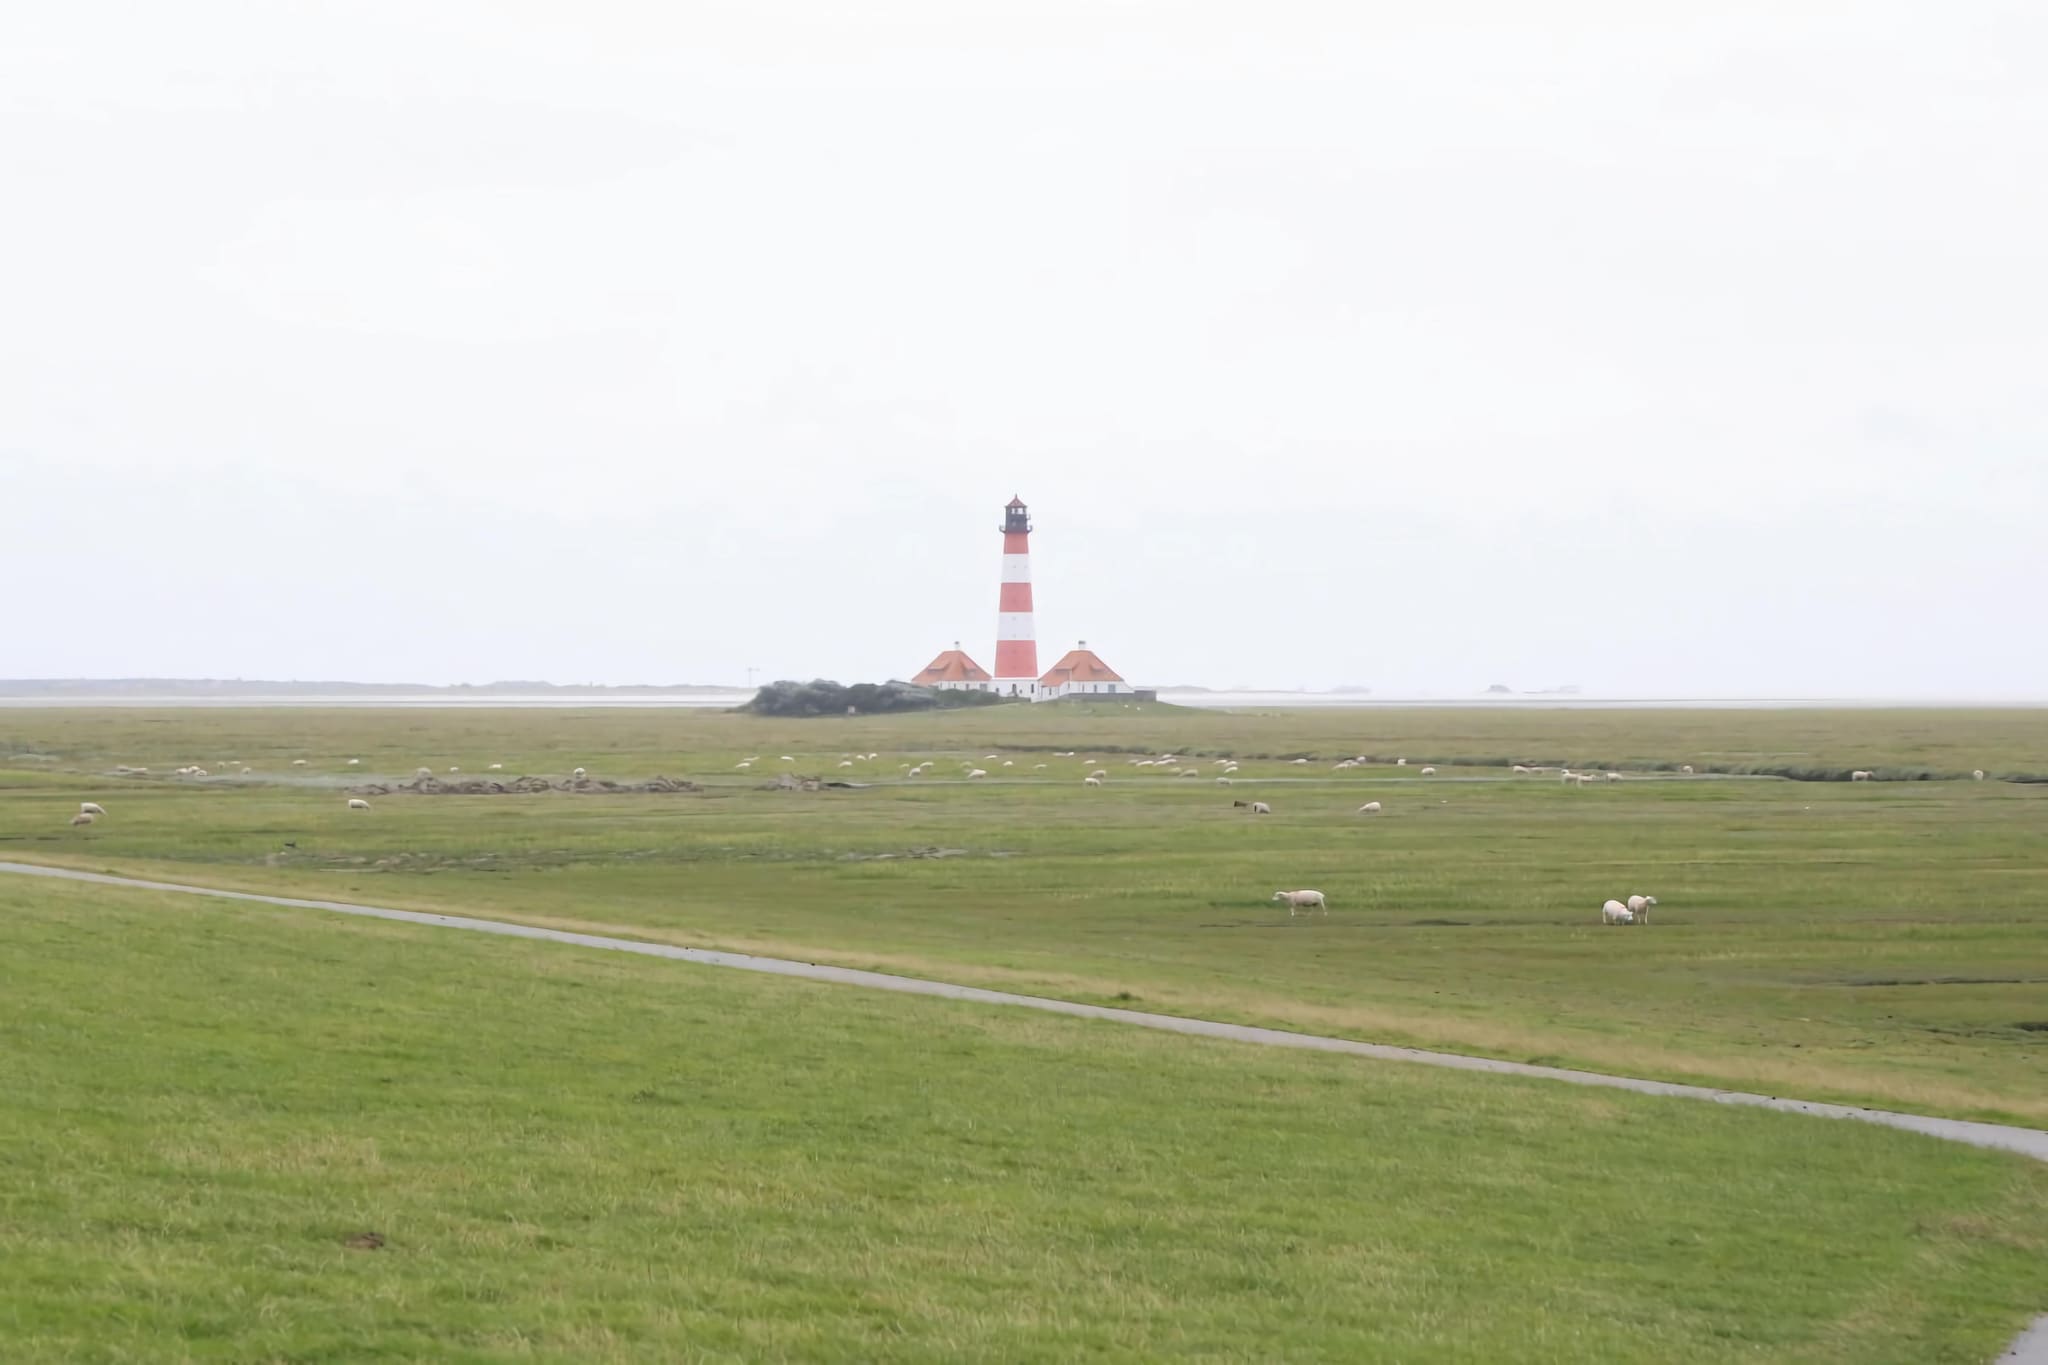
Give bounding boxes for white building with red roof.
[911,643,995,691]
[1037,642,1134,700]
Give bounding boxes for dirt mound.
[350,774,702,797]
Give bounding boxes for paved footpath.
[5,860,2044,1360]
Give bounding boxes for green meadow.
[3,876,2045,1362]
[4,706,2043,1124]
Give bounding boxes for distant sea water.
[0,691,2041,710]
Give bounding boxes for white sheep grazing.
[1419,766,1437,776]
[984,754,999,760]
[347,758,361,766]
[415,767,432,778]
[347,798,371,810]
[1291,758,1309,766]
[1217,776,1232,785]
[1601,899,1635,925]
[781,756,795,763]
[1627,894,1657,923]
[1273,889,1328,917]
[449,766,460,773]
[1604,772,1621,782]
[1576,773,1595,786]
[1250,801,1272,814]
[488,763,503,771]
[735,761,752,769]
[1396,758,1407,766]
[1088,769,1109,781]
[839,760,854,768]
[572,767,586,778]
[292,759,308,767]
[70,812,96,827]
[1002,760,1014,767]
[1358,801,1382,814]
[967,768,988,779]
[1973,769,1986,781]
[1083,775,1102,786]
[909,768,924,778]
[80,801,107,816]
[1511,764,1532,774]
[1034,763,1048,770]
[1851,770,1872,782]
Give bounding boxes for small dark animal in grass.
[282,841,297,850]
[343,1231,386,1251]
[1232,799,1249,808]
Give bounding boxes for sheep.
[1034,763,1048,770]
[908,768,924,778]
[190,768,209,778]
[984,754,999,760]
[1511,764,1532,774]
[292,759,308,767]
[449,766,460,773]
[1396,758,1407,766]
[80,801,107,816]
[1680,765,1694,775]
[1851,770,1872,782]
[1002,760,1014,767]
[1601,899,1635,925]
[415,767,432,778]
[1291,758,1309,766]
[1249,801,1272,814]
[780,756,795,763]
[70,812,96,827]
[1358,801,1382,814]
[1217,776,1232,785]
[967,768,988,779]
[1577,773,1595,786]
[488,763,503,771]
[1088,769,1109,781]
[1973,769,1986,781]
[1419,766,1437,776]
[347,758,361,766]
[1272,889,1328,917]
[1627,894,1658,923]
[1083,776,1102,786]
[735,760,753,769]
[1604,772,1622,782]
[240,766,253,775]
[839,760,854,768]
[347,798,371,810]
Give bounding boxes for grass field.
[3,706,2043,1127]
[3,876,2046,1362]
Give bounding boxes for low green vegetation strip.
[3,879,2047,1362]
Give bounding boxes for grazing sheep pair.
[1601,894,1657,925]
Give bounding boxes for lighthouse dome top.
[1006,495,1027,508]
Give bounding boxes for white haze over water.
[3,2,2044,698]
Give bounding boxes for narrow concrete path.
[5,859,2045,1360]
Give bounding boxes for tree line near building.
[741,679,1006,717]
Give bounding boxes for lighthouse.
[992,496,1039,698]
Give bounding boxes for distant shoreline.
[1,689,2042,711]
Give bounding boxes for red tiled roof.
[1039,648,1123,687]
[1006,496,1026,508]
[912,649,992,685]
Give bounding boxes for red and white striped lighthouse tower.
[993,496,1039,698]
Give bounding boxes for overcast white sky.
[4,2,2043,696]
